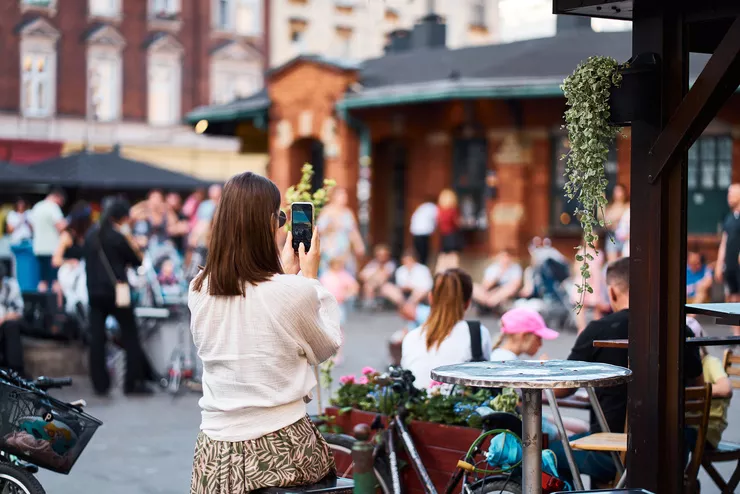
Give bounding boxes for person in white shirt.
[189,172,340,493]
[380,248,433,308]
[30,188,68,292]
[472,250,523,312]
[409,197,438,266]
[358,244,396,309]
[5,198,33,246]
[402,268,491,389]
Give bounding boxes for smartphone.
[291,202,314,252]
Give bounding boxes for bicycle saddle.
[253,474,353,494]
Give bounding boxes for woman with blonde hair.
[436,189,461,273]
[401,268,490,389]
[189,172,341,493]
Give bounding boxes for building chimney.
[412,13,446,49]
[556,15,592,35]
[385,29,412,54]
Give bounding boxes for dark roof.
[186,87,270,124]
[340,28,710,108]
[1,151,209,191]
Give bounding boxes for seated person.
[380,249,433,308]
[401,269,491,389]
[359,244,396,309]
[686,317,733,449]
[0,264,26,376]
[686,250,713,304]
[551,257,704,485]
[472,250,523,312]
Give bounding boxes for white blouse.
[189,274,342,441]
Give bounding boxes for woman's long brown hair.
[192,172,283,296]
[424,269,473,351]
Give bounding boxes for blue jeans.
[549,432,617,484]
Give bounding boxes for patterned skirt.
[190,416,336,494]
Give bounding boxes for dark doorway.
[372,140,408,260]
[291,138,325,192]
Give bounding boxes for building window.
[88,55,121,121]
[211,71,259,104]
[148,61,180,126]
[384,8,399,23]
[551,135,618,229]
[335,26,352,59]
[21,52,54,118]
[151,0,180,18]
[290,19,308,53]
[89,0,119,17]
[215,0,256,35]
[20,0,55,12]
[471,0,486,28]
[453,137,488,230]
[687,135,733,234]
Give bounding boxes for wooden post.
[627,4,688,493]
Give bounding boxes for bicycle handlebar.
[33,376,73,391]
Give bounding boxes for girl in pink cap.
[491,307,559,361]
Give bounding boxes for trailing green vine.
[561,56,625,307]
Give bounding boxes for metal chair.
[570,384,712,493]
[701,350,740,493]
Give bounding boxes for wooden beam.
[647,16,740,184]
[627,4,687,493]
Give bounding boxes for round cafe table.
[431,360,632,494]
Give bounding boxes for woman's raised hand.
[281,231,300,275]
[299,228,321,279]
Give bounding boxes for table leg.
[544,389,585,491]
[521,389,543,494]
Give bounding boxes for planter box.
[608,53,660,126]
[325,407,485,494]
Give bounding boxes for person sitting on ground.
[0,264,26,376]
[472,250,523,313]
[358,244,396,310]
[401,269,491,389]
[380,248,434,309]
[686,250,713,304]
[686,317,733,449]
[550,257,704,485]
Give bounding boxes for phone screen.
[291,203,313,252]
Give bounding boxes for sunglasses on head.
[278,210,287,228]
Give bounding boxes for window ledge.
[211,29,253,40]
[468,23,489,35]
[88,13,123,24]
[148,14,182,32]
[21,112,55,120]
[20,2,57,16]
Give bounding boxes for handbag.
[97,231,131,308]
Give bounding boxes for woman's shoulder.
[264,274,321,295]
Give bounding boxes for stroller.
[515,256,577,331]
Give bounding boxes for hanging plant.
[561,56,626,307]
[284,163,337,230]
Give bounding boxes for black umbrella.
[9,149,211,191]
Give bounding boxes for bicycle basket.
[0,379,102,474]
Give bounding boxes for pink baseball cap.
[500,308,559,340]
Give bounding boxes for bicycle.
[0,369,102,494]
[315,367,532,494]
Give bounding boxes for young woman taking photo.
[401,268,491,389]
[189,172,342,494]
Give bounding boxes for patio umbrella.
[12,149,211,191]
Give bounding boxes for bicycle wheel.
[322,433,393,494]
[471,477,522,494]
[0,463,45,494]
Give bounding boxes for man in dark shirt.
[715,183,740,337]
[550,257,704,483]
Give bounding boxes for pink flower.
[361,366,377,376]
[356,376,369,385]
[339,375,355,385]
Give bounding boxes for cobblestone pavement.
[35,312,738,493]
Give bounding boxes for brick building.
[188,15,740,260]
[0,0,266,180]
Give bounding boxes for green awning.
[184,88,270,125]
